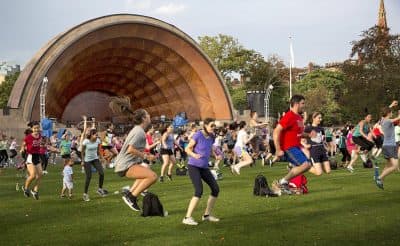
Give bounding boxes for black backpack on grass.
[142,192,164,217]
[253,174,278,197]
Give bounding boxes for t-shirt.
[278,110,304,151]
[234,129,248,149]
[9,140,17,150]
[188,130,215,168]
[82,138,101,162]
[0,140,7,150]
[24,133,42,154]
[381,119,396,146]
[60,140,72,155]
[63,165,73,183]
[395,125,400,143]
[304,125,325,147]
[114,125,146,172]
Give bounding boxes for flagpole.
[289,37,294,99]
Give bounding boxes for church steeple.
[378,0,388,34]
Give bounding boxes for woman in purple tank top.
[182,118,220,226]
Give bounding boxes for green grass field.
[1,158,400,246]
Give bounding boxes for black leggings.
[84,159,104,193]
[9,150,17,159]
[40,154,49,171]
[188,165,219,198]
[0,150,8,163]
[339,148,351,162]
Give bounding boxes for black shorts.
[326,137,332,143]
[160,148,173,156]
[310,145,329,163]
[269,139,276,154]
[102,146,113,150]
[26,154,41,165]
[373,136,383,149]
[61,154,71,159]
[352,136,374,151]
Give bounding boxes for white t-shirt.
[235,129,248,149]
[63,165,73,183]
[9,140,17,150]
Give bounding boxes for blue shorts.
[284,147,310,166]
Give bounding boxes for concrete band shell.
[8,14,233,122]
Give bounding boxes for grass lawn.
[1,158,400,246]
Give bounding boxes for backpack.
[253,174,278,197]
[363,159,373,168]
[329,159,338,170]
[289,174,308,194]
[142,192,164,217]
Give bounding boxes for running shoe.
[167,174,173,181]
[278,180,292,195]
[83,193,90,202]
[159,176,164,183]
[22,187,30,197]
[122,194,140,211]
[31,190,39,200]
[97,188,108,197]
[182,217,198,226]
[375,178,384,190]
[346,166,354,173]
[202,215,220,222]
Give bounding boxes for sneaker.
[42,170,48,175]
[31,190,39,200]
[347,166,354,173]
[167,174,172,181]
[83,193,90,202]
[269,159,273,167]
[60,194,66,198]
[231,165,240,175]
[182,217,198,226]
[278,180,292,195]
[15,183,19,191]
[375,178,384,190]
[22,187,30,197]
[159,176,164,183]
[122,194,140,211]
[68,194,73,200]
[97,188,108,197]
[202,215,220,222]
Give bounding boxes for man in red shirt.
[273,95,311,194]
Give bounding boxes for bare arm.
[273,124,284,156]
[185,138,201,159]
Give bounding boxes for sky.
[1,0,399,68]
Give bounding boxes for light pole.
[264,84,274,123]
[40,76,48,120]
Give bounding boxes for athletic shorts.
[373,136,383,149]
[160,148,173,156]
[326,137,332,143]
[233,146,247,158]
[310,145,329,164]
[116,162,141,177]
[102,145,113,150]
[61,154,71,159]
[26,154,41,165]
[213,146,223,158]
[284,147,310,166]
[382,145,398,160]
[352,136,374,151]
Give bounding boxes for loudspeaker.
[246,91,265,117]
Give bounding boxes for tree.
[198,34,251,78]
[294,70,345,125]
[0,72,19,108]
[342,26,400,122]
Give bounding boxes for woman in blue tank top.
[159,124,177,182]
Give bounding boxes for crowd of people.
[1,95,400,225]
